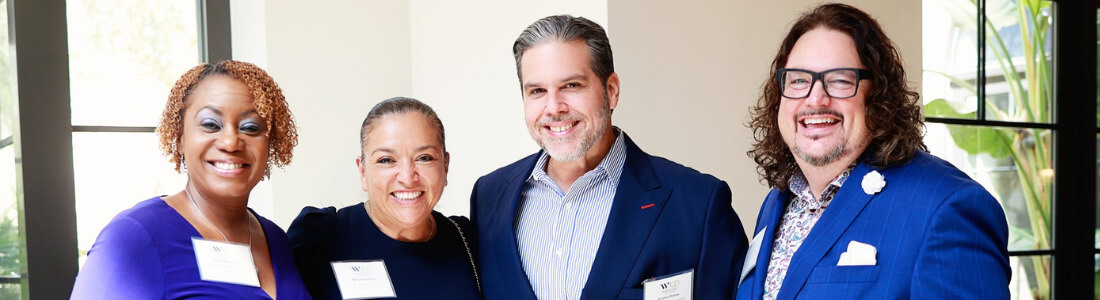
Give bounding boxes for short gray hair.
[513,15,615,86]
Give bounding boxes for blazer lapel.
[776,163,877,300]
[581,136,670,299]
[743,189,790,299]
[492,153,541,298]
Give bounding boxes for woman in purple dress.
[71,60,310,299]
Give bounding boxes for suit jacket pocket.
[616,286,643,299]
[808,265,881,283]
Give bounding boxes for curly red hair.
[156,60,298,175]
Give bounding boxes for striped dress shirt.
[515,129,626,300]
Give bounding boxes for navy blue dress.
[72,197,312,299]
[288,203,480,300]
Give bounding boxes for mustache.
[536,113,581,126]
[795,108,843,120]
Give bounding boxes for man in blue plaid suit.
[736,3,1011,299]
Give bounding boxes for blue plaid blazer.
[736,151,1010,299]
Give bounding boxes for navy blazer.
[736,151,1010,299]
[471,134,748,299]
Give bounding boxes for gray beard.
[536,94,612,162]
[793,139,850,167]
[541,113,608,162]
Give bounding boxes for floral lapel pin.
[861,170,886,195]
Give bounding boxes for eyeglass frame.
[775,68,873,99]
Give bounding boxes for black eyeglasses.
[776,68,873,99]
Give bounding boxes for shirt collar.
[529,127,627,186]
[787,163,856,210]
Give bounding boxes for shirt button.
[556,248,563,256]
[565,202,573,209]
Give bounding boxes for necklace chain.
[184,188,251,248]
[366,200,435,241]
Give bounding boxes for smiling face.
[778,27,871,168]
[181,75,269,199]
[357,112,449,229]
[520,40,619,162]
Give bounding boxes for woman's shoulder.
[102,197,187,237]
[289,203,365,228]
[440,212,470,224]
[114,196,175,219]
[73,197,182,296]
[436,212,476,244]
[287,203,368,246]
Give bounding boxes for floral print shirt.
[762,165,855,300]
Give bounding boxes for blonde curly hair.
[156,60,298,175]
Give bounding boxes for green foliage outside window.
[924,0,1052,298]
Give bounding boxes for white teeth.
[213,162,243,170]
[549,123,574,132]
[803,118,837,125]
[393,191,423,200]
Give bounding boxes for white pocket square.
[837,240,877,266]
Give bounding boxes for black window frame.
[8,0,230,298]
[923,0,1097,297]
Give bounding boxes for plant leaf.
[925,99,1013,157]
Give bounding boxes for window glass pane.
[72,132,186,267]
[66,0,199,127]
[922,0,979,119]
[1011,255,1050,300]
[983,0,1052,123]
[0,0,23,297]
[926,123,1052,251]
[1096,251,1100,300]
[922,0,1053,124]
[926,123,1051,297]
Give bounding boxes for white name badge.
[643,269,693,300]
[739,226,767,285]
[331,260,397,299]
[191,237,260,287]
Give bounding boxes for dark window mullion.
[197,0,231,63]
[11,0,78,298]
[925,117,1057,129]
[1010,249,1056,256]
[1051,0,1098,298]
[977,0,987,122]
[71,126,155,133]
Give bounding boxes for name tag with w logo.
[331,260,397,299]
[643,269,693,300]
[191,237,260,287]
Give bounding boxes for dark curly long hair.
[748,3,926,190]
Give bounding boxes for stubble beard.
[533,98,611,162]
[792,132,851,167]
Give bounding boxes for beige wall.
[233,0,414,227]
[608,0,922,235]
[408,0,608,216]
[234,1,922,236]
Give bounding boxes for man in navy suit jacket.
[736,4,1010,299]
[471,15,748,299]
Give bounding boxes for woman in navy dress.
[288,97,481,299]
[72,60,311,299]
